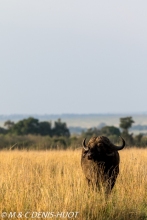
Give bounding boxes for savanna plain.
[0,148,147,220]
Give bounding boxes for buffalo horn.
[82,138,89,151]
[110,136,125,151]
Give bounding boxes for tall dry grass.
[0,148,147,220]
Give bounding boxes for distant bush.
[0,127,7,134]
[0,134,71,150]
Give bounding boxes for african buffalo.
[81,136,125,193]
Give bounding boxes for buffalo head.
[82,136,125,160]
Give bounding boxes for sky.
[0,0,147,115]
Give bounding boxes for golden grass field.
[0,148,147,220]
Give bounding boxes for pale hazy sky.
[0,0,147,114]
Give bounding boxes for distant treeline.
[0,116,147,150]
[0,117,70,137]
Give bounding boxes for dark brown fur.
[81,136,125,193]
